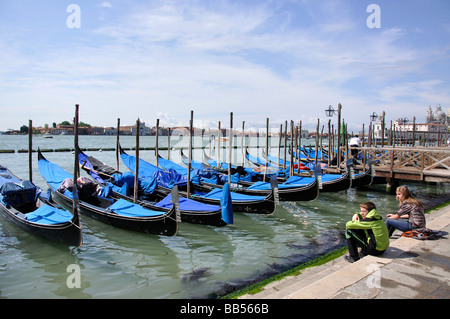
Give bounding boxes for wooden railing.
[349,146,450,182]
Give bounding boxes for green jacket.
[346,209,389,251]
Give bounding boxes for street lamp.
[325,105,338,117]
[370,112,379,122]
[325,104,342,167]
[370,111,386,147]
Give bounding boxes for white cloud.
[100,2,112,8]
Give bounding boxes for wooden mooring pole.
[73,104,80,215]
[134,119,139,203]
[187,110,193,197]
[228,112,233,186]
[116,118,120,172]
[28,119,32,182]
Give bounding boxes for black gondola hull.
[320,171,352,192]
[112,191,227,227]
[230,178,319,201]
[351,169,373,189]
[0,202,82,246]
[154,186,276,215]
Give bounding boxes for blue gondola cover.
[25,205,73,225]
[220,183,233,224]
[0,181,37,207]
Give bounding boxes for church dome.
[433,110,446,122]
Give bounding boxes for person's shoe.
[358,251,368,258]
[344,255,359,263]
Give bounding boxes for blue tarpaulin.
[107,198,166,217]
[220,183,233,224]
[25,204,73,225]
[246,176,312,190]
[38,157,73,192]
[0,181,37,207]
[154,194,220,212]
[199,188,266,201]
[120,152,187,188]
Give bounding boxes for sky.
[0,0,449,133]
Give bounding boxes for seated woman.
[345,201,389,263]
[386,186,426,237]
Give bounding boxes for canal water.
[0,134,449,298]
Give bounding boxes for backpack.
[401,228,443,240]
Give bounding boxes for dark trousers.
[346,229,384,260]
[350,145,359,157]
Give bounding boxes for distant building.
[392,119,447,140]
[104,127,117,135]
[51,124,74,135]
[372,121,384,140]
[373,105,449,144]
[427,105,449,125]
[119,121,151,136]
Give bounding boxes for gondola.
[199,149,281,181]
[246,148,304,171]
[261,148,312,171]
[166,149,319,202]
[247,148,314,175]
[349,159,375,188]
[119,146,276,214]
[351,166,373,188]
[246,149,352,193]
[203,148,278,173]
[180,149,266,183]
[77,147,231,227]
[0,164,82,246]
[294,145,329,161]
[292,147,373,189]
[37,150,178,236]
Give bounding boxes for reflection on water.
[0,135,449,298]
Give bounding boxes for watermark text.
[66,264,81,288]
[366,4,381,29]
[66,4,81,29]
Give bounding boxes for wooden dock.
[352,146,450,183]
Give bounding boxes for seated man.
[344,201,389,263]
[348,135,362,157]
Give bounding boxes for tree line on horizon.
[18,121,92,134]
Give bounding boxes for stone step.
[240,256,348,299]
